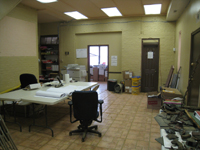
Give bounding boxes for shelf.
[40,35,59,77]
[42,69,59,72]
[42,63,58,64]
[41,54,58,55]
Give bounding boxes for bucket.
[132,86,140,95]
[132,76,141,86]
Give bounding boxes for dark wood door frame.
[187,27,200,106]
[87,45,109,82]
[141,38,160,92]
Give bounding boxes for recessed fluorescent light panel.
[37,0,57,3]
[64,11,88,20]
[144,4,162,15]
[101,7,122,17]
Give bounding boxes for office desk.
[0,82,98,136]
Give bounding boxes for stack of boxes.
[132,76,141,95]
[90,65,108,81]
[123,70,133,94]
[99,65,106,81]
[93,67,99,81]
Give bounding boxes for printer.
[66,64,86,82]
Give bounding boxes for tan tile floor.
[5,82,161,150]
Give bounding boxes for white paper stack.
[35,90,67,98]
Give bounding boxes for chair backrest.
[72,91,98,121]
[20,73,38,88]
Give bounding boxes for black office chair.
[19,73,43,117]
[68,91,104,142]
[20,73,38,88]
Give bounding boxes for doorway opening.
[141,38,160,92]
[88,45,109,82]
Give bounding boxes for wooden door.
[187,28,200,106]
[141,39,159,92]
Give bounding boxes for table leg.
[2,101,22,132]
[29,104,54,137]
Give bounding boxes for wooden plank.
[165,65,174,87]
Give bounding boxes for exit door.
[141,39,159,92]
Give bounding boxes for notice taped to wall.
[147,51,153,59]
[111,56,117,66]
[76,49,87,58]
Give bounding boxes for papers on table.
[35,85,89,99]
[35,91,67,98]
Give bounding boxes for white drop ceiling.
[20,0,190,23]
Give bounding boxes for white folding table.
[0,82,98,137]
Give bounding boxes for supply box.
[123,70,133,79]
[147,92,161,109]
[124,79,132,93]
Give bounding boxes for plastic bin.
[132,76,141,86]
[132,86,140,95]
[108,79,117,91]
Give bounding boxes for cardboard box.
[93,68,99,81]
[99,75,105,81]
[124,79,132,93]
[123,70,133,79]
[105,77,108,81]
[90,75,93,81]
[161,87,183,99]
[147,92,161,109]
[125,79,132,86]
[125,86,132,94]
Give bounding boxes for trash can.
[107,79,117,91]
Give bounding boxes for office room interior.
[0,0,200,149]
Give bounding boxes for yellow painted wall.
[74,32,122,81]
[175,0,200,95]
[57,16,176,87]
[0,4,38,92]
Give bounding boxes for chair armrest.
[98,100,104,104]
[68,100,78,123]
[68,101,73,105]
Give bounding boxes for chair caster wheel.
[98,133,102,137]
[69,132,72,136]
[82,138,85,142]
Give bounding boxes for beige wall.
[0,4,38,92]
[175,0,200,95]
[74,32,122,81]
[57,16,176,86]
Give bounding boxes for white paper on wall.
[76,49,87,58]
[111,56,117,66]
[147,51,153,59]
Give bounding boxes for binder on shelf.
[194,111,200,121]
